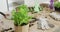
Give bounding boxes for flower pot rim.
[14,24,29,27]
[54,6,60,8]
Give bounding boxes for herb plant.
[54,2,60,8]
[12,5,32,26]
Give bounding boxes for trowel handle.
[0,12,6,18]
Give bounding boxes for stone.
[50,12,60,21]
[38,17,50,29]
[48,23,55,28]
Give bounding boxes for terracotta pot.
[15,24,29,32]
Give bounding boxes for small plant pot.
[54,7,60,11]
[15,24,29,32]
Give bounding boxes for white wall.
[1,0,50,12]
[25,0,50,7]
[0,0,8,12]
[8,0,50,7]
[24,0,35,7]
[38,0,50,4]
[8,0,24,11]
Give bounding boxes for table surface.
[0,8,60,32]
[29,9,60,32]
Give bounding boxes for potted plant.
[12,5,32,32]
[54,2,60,11]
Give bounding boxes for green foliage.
[54,2,60,8]
[12,5,32,26]
[28,6,42,12]
[39,6,43,11]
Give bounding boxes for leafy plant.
[12,5,32,26]
[28,6,42,12]
[54,2,60,8]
